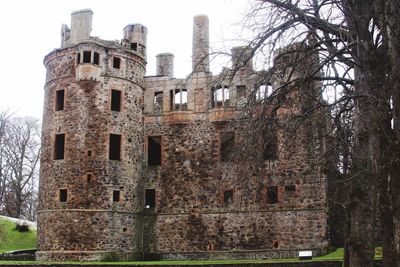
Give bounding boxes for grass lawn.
[0,217,37,253]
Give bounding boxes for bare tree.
[0,114,40,221]
[231,1,400,266]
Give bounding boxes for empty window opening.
[113,57,121,69]
[59,189,68,202]
[148,136,161,166]
[87,150,92,157]
[224,190,233,206]
[267,186,278,204]
[263,132,278,160]
[170,89,188,111]
[285,185,296,192]
[122,227,128,232]
[109,134,121,160]
[154,92,163,114]
[54,134,65,160]
[93,52,99,65]
[273,241,279,248]
[111,90,122,112]
[256,84,273,101]
[145,189,156,208]
[113,190,120,202]
[212,86,230,108]
[55,90,65,111]
[87,174,92,183]
[221,132,235,162]
[237,85,246,98]
[131,43,138,51]
[77,53,81,64]
[83,51,91,63]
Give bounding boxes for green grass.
[0,217,37,253]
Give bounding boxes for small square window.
[224,190,233,206]
[59,189,68,202]
[237,85,246,98]
[113,190,120,202]
[285,185,296,192]
[267,186,278,204]
[145,189,156,208]
[113,57,121,69]
[131,43,138,51]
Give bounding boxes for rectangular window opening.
[77,53,81,64]
[109,134,121,160]
[55,90,65,111]
[145,189,156,208]
[113,57,121,69]
[59,189,68,202]
[93,52,100,65]
[83,51,91,63]
[113,190,120,202]
[285,185,296,192]
[54,134,65,160]
[131,43,138,51]
[263,132,278,160]
[148,136,161,166]
[224,190,233,206]
[221,132,234,162]
[237,85,246,98]
[267,186,278,204]
[111,90,122,112]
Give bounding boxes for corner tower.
[36,9,147,261]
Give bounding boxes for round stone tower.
[36,9,147,261]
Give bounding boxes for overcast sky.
[0,0,251,119]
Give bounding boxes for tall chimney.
[69,9,93,45]
[192,15,209,73]
[156,53,174,78]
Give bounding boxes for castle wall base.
[35,251,142,262]
[143,248,330,261]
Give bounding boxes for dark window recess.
[59,189,67,202]
[131,43,138,51]
[148,136,161,166]
[109,134,121,160]
[83,51,91,63]
[145,189,156,208]
[93,52,99,65]
[87,174,92,183]
[87,150,92,157]
[221,132,235,162]
[237,85,246,98]
[224,190,233,205]
[285,185,296,192]
[169,90,174,111]
[113,57,121,69]
[54,134,65,160]
[113,190,120,202]
[111,90,121,111]
[55,90,65,111]
[267,186,278,204]
[77,53,81,64]
[263,134,278,160]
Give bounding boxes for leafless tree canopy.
[233,1,400,267]
[0,110,40,221]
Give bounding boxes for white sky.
[0,0,252,119]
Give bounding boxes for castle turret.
[192,15,209,73]
[123,24,148,59]
[37,10,146,261]
[156,53,174,78]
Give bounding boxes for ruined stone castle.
[37,9,329,261]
